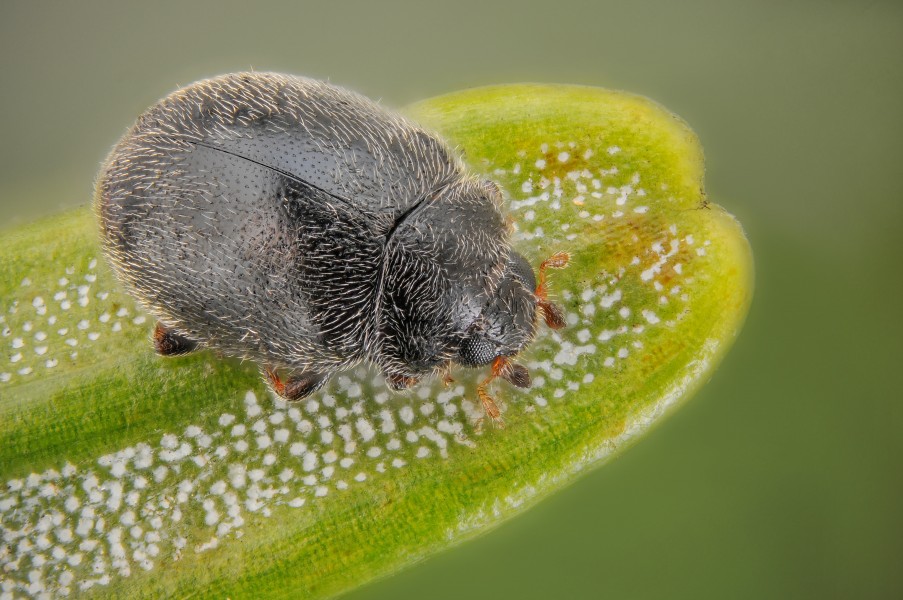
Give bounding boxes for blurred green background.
[1,1,900,598]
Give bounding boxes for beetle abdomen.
[96,73,463,370]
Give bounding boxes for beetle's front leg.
[264,367,329,401]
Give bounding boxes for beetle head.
[457,250,538,368]
[375,177,566,390]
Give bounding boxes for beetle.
[95,72,568,421]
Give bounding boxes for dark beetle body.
[96,72,545,399]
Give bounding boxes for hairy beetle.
[95,72,567,420]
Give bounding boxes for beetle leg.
[264,367,328,401]
[440,363,455,387]
[153,322,198,356]
[535,251,570,330]
[386,373,420,391]
[264,367,286,396]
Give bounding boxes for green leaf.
[0,84,752,598]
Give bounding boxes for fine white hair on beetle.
[96,73,527,395]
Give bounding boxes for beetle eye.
[458,334,495,366]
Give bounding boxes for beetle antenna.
[476,357,510,427]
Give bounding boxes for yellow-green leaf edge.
[0,84,753,598]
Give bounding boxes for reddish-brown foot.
[264,367,328,401]
[153,322,199,356]
[386,373,420,391]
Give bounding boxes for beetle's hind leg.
[153,322,199,356]
[264,367,329,401]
